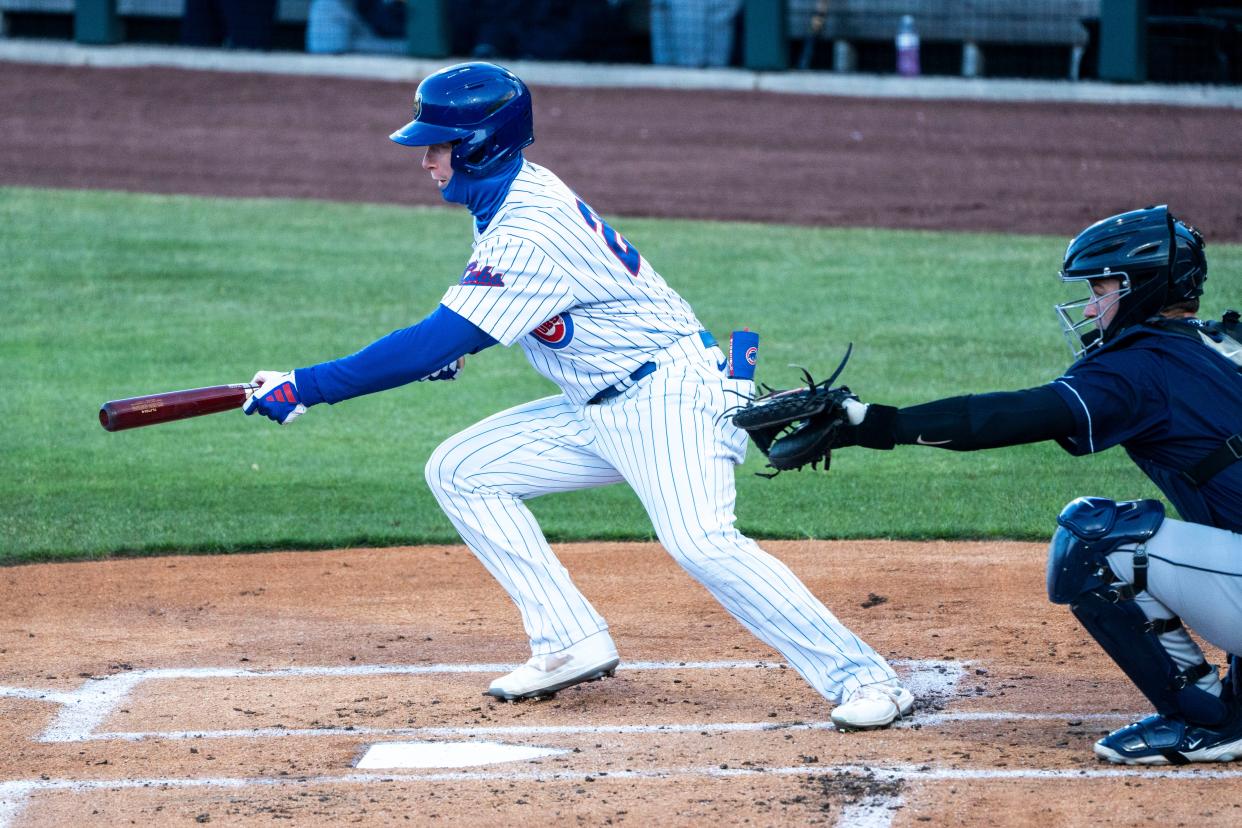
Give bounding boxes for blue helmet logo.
[390,62,534,176]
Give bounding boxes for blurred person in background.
[182,0,278,50]
[471,0,630,62]
[650,0,742,67]
[306,0,407,55]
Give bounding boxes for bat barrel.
[99,384,252,432]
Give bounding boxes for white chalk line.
[0,784,33,828]
[6,762,1242,828]
[0,658,1214,828]
[0,658,958,827]
[838,797,904,828]
[90,720,837,742]
[8,660,797,743]
[912,710,1128,725]
[0,658,962,743]
[84,710,1132,743]
[7,762,1242,793]
[20,762,1242,787]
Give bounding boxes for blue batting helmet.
[389,62,534,176]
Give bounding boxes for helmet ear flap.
[455,140,490,170]
[452,97,534,175]
[1104,267,1166,340]
[1169,217,1207,302]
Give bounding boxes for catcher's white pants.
[425,337,898,702]
[1105,518,1242,696]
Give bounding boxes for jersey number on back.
[576,198,641,277]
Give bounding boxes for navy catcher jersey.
[1050,324,1242,532]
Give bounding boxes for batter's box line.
[84,710,1141,744]
[0,658,962,744]
[5,761,1242,828]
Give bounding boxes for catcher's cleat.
[1094,710,1242,765]
[830,681,915,731]
[485,631,620,702]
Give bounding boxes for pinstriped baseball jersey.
[440,161,703,405]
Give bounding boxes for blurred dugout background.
[1,0,1241,83]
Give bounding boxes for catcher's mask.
[389,62,534,177]
[1055,205,1206,360]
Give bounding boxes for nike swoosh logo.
[717,359,728,371]
[916,435,953,446]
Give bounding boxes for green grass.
[3,186,1239,562]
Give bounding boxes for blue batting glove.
[418,357,464,382]
[243,370,307,425]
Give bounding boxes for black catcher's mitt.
[730,344,854,474]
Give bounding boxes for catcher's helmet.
[1055,205,1206,358]
[389,62,533,176]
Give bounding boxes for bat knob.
[99,403,118,432]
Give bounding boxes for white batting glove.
[843,397,869,426]
[418,357,465,382]
[243,370,307,425]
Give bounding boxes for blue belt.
[587,331,716,405]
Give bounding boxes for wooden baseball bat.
[99,383,257,432]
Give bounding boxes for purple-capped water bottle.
[896,14,920,78]
[728,329,759,380]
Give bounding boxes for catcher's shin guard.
[1048,497,1227,726]
[1069,590,1227,726]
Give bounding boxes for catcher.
[734,206,1242,765]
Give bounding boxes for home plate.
[355,741,568,769]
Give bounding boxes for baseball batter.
[244,62,914,730]
[829,206,1242,763]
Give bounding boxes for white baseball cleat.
[485,631,620,701]
[830,681,915,731]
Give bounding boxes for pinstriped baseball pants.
[424,343,898,702]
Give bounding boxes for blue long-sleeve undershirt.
[294,304,497,406]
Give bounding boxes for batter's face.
[1082,276,1125,331]
[422,143,453,189]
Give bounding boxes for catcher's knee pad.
[1046,497,1165,604]
[1070,590,1227,725]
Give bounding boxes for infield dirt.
[3,541,1240,825]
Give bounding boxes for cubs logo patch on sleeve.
[532,313,574,349]
[460,261,505,287]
